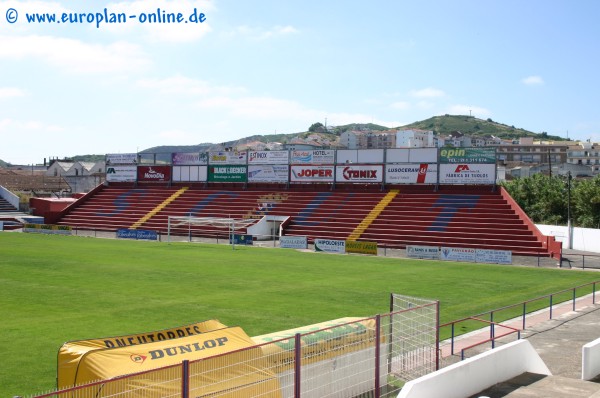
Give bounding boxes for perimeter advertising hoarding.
[137,165,172,182]
[345,240,377,255]
[439,163,496,184]
[439,147,496,164]
[476,249,512,264]
[440,247,477,262]
[314,238,345,253]
[248,165,289,182]
[290,150,335,164]
[208,165,248,182]
[290,165,335,183]
[106,165,136,182]
[171,152,208,165]
[117,229,158,240]
[335,165,383,183]
[172,165,208,182]
[57,319,227,389]
[248,150,289,164]
[106,153,137,165]
[406,245,440,260]
[209,151,247,165]
[279,236,308,249]
[385,163,438,184]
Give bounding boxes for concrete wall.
[397,340,551,398]
[582,337,600,380]
[537,224,600,253]
[0,185,19,209]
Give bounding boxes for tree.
[308,122,324,132]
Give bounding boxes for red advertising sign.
[137,166,172,182]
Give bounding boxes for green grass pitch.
[1,232,598,396]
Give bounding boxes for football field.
[1,232,598,397]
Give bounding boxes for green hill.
[399,115,566,141]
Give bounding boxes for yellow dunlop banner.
[252,317,378,373]
[57,319,226,389]
[71,326,281,397]
[345,240,378,255]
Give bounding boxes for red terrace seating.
[54,184,558,257]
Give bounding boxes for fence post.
[594,283,597,305]
[181,360,189,398]
[294,333,301,398]
[375,314,381,398]
[550,295,553,319]
[573,288,577,311]
[490,311,494,340]
[451,323,455,356]
[435,300,440,370]
[522,302,527,330]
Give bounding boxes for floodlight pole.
[567,171,573,249]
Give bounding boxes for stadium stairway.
[53,184,560,258]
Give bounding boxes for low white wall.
[582,337,600,380]
[0,185,19,210]
[537,224,600,253]
[397,340,551,398]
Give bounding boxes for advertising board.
[137,166,172,182]
[279,236,308,249]
[208,165,248,182]
[439,163,496,184]
[314,239,345,254]
[385,163,437,184]
[290,150,335,164]
[171,152,208,165]
[248,150,289,164]
[290,165,334,183]
[106,165,137,182]
[335,165,383,183]
[248,165,289,182]
[209,151,247,165]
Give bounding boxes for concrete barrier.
[397,340,551,398]
[582,337,600,380]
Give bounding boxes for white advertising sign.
[172,166,208,182]
[476,249,512,264]
[290,165,334,182]
[406,245,440,260]
[208,151,247,165]
[106,165,137,182]
[290,150,335,164]
[280,236,308,249]
[248,151,289,164]
[335,165,383,183]
[440,247,477,262]
[385,163,438,184]
[248,165,289,182]
[106,153,137,165]
[314,239,346,254]
[439,164,496,184]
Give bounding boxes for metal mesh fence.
[32,302,439,398]
[388,294,439,384]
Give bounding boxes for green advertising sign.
[208,165,248,182]
[439,147,496,164]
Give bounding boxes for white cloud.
[521,75,544,85]
[445,105,491,118]
[223,25,299,40]
[410,88,446,98]
[0,35,150,74]
[0,87,26,99]
[137,75,245,96]
[390,101,410,110]
[0,117,63,132]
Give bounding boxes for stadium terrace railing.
[439,280,600,362]
[31,303,439,398]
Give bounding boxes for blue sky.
[1,0,600,165]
